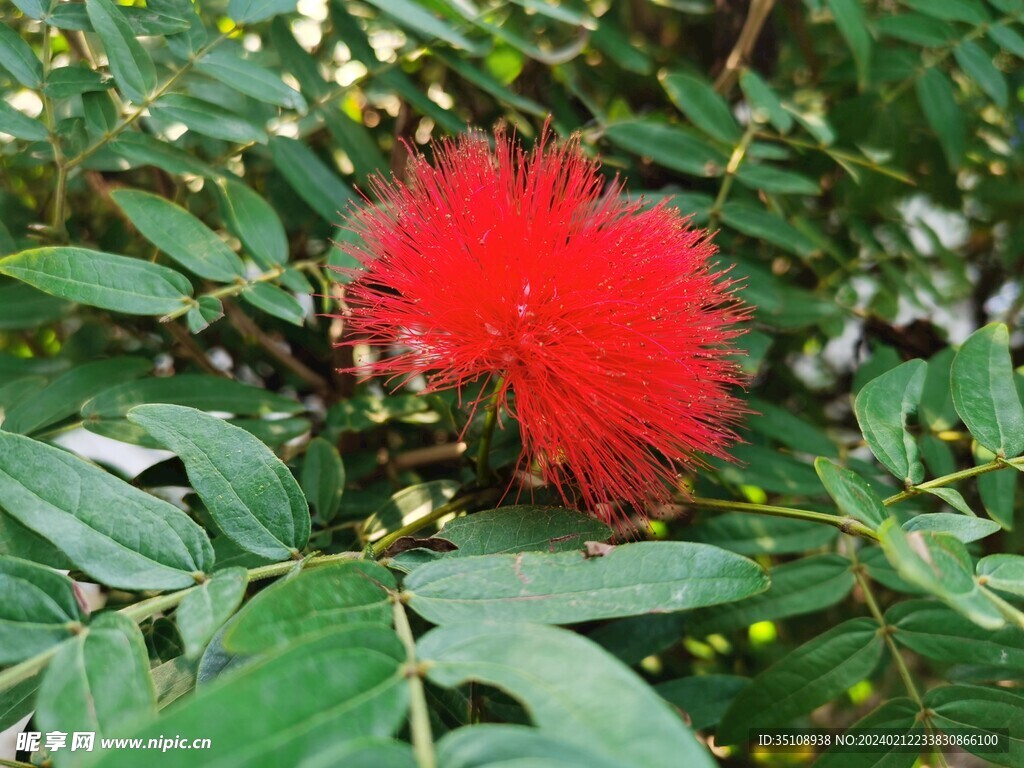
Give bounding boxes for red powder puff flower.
[337,127,748,527]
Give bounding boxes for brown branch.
[714,0,777,94]
[165,321,228,377]
[223,300,330,397]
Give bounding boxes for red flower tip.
[336,126,749,527]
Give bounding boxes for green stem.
[40,25,67,238]
[883,456,1024,506]
[687,497,879,540]
[371,490,497,558]
[708,122,757,228]
[852,560,924,707]
[0,642,64,694]
[475,378,505,486]
[392,594,436,768]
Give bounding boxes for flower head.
[337,127,748,526]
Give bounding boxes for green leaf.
[0,509,72,571]
[437,725,620,768]
[0,431,212,589]
[689,512,838,555]
[269,136,356,221]
[187,295,224,333]
[828,0,871,89]
[903,513,999,542]
[2,356,150,435]
[216,177,288,268]
[655,675,750,732]
[45,64,112,99]
[420,622,715,768]
[878,518,1004,628]
[888,600,1024,669]
[85,0,156,103]
[404,541,768,625]
[902,0,989,24]
[924,684,1024,767]
[916,68,965,170]
[0,99,49,141]
[604,120,727,177]
[92,627,408,768]
[954,39,1008,108]
[719,202,818,257]
[241,282,305,326]
[854,359,927,484]
[978,554,1024,597]
[197,47,307,110]
[301,437,345,522]
[224,561,394,654]
[952,323,1024,458]
[0,675,39,733]
[989,23,1024,57]
[0,556,83,665]
[111,190,246,282]
[227,0,297,23]
[734,164,821,195]
[128,404,310,560]
[151,94,267,143]
[659,71,741,143]
[877,14,957,46]
[36,613,155,764]
[0,22,43,88]
[11,0,46,19]
[361,0,480,52]
[718,618,885,744]
[176,567,248,659]
[815,698,922,768]
[739,70,792,132]
[815,458,888,527]
[0,281,72,329]
[434,506,612,557]
[0,247,193,316]
[688,554,853,635]
[109,131,214,176]
[82,374,302,418]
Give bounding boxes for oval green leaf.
[718,618,885,745]
[223,561,394,654]
[405,541,768,625]
[176,567,248,659]
[0,431,212,590]
[952,323,1024,458]
[420,621,715,768]
[85,0,156,103]
[83,374,302,418]
[0,247,193,316]
[128,404,310,560]
[854,359,928,484]
[0,556,83,665]
[36,613,156,759]
[111,190,246,282]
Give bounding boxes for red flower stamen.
[335,126,749,527]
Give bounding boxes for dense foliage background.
[2,0,1024,765]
